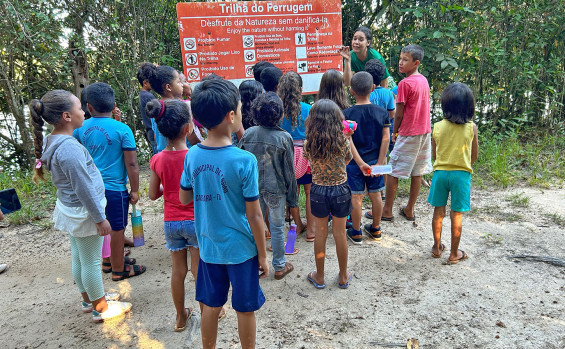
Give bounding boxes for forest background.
[0,0,564,217]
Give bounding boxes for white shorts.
[389,134,433,179]
[53,198,107,237]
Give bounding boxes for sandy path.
[1,185,564,348]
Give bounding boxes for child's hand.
[258,256,269,279]
[129,191,139,204]
[360,162,371,177]
[96,219,112,236]
[391,133,398,143]
[112,107,122,122]
[338,46,351,61]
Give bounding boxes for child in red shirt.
[382,44,433,221]
[147,99,225,332]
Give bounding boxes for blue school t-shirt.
[151,119,168,153]
[343,104,390,164]
[73,116,136,191]
[180,144,260,264]
[280,102,311,140]
[370,87,395,111]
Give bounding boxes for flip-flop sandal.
[365,211,373,219]
[380,215,394,222]
[112,264,146,281]
[338,272,353,289]
[399,206,416,221]
[307,270,326,289]
[174,307,193,332]
[274,263,294,280]
[432,243,446,258]
[443,250,468,265]
[218,307,227,322]
[265,230,271,240]
[285,248,299,255]
[102,256,137,273]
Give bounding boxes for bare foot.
[218,307,227,321]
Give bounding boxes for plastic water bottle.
[131,204,145,247]
[285,224,297,254]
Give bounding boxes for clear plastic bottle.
[284,224,297,254]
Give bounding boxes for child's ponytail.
[29,99,46,182]
[28,90,75,182]
[146,99,191,140]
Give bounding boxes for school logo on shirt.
[192,164,228,201]
[83,126,113,147]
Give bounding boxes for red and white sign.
[177,0,342,94]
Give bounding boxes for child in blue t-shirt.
[74,82,145,281]
[179,79,268,348]
[344,72,390,244]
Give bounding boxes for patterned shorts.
[389,133,433,179]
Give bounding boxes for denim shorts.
[105,190,129,231]
[196,256,265,312]
[427,170,471,212]
[310,183,352,218]
[346,160,385,194]
[164,220,199,251]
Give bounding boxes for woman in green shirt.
[340,26,390,88]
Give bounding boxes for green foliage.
[0,169,56,225]
[474,129,565,187]
[342,0,564,128]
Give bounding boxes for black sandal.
[102,256,137,273]
[112,264,146,281]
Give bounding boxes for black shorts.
[310,183,352,218]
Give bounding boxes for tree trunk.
[68,9,89,97]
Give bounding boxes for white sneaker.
[92,301,132,323]
[81,292,121,313]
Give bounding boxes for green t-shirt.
[350,48,390,80]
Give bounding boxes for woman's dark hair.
[146,99,192,139]
[147,65,177,96]
[354,26,373,47]
[191,79,241,129]
[277,71,303,130]
[137,62,154,87]
[253,61,275,81]
[29,90,75,182]
[251,92,284,128]
[239,80,263,129]
[260,66,282,92]
[317,70,351,110]
[441,83,475,124]
[305,99,347,161]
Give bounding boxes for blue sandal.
[307,271,326,289]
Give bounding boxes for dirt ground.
[1,178,564,349]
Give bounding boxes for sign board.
[177,0,342,94]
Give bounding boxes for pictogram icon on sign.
[297,61,308,72]
[186,53,198,66]
[242,35,254,48]
[187,68,200,81]
[184,38,196,51]
[244,50,256,62]
[245,65,254,77]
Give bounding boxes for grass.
[545,213,565,227]
[0,169,57,225]
[505,192,531,208]
[474,130,565,188]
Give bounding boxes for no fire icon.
[187,68,200,81]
